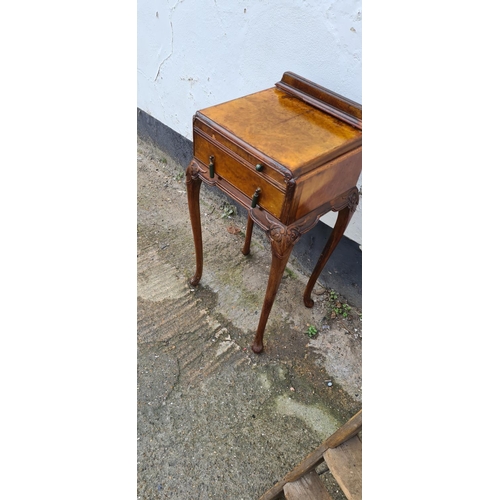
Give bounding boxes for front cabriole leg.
[251,222,301,354]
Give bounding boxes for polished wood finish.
[259,409,362,500]
[276,71,362,129]
[186,72,362,352]
[196,88,361,177]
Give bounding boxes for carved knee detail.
[185,160,202,185]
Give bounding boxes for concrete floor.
[137,137,362,499]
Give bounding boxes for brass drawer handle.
[251,187,261,208]
[209,155,215,178]
[255,163,264,172]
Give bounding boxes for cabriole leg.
[252,222,300,353]
[241,214,254,256]
[251,244,294,353]
[303,189,359,307]
[186,160,203,286]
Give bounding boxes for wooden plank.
[283,470,333,500]
[258,409,361,500]
[323,435,362,500]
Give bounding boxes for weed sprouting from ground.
[220,202,236,219]
[328,290,352,319]
[306,325,318,338]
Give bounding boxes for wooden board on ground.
[323,435,362,500]
[283,470,333,500]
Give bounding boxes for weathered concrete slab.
[137,137,362,499]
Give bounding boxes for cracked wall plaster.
[137,0,362,241]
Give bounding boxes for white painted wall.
[137,0,362,244]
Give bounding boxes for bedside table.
[186,72,362,353]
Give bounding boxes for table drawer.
[194,131,286,219]
[194,118,290,188]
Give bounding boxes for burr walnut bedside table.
[185,72,362,353]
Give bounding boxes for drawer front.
[194,119,289,188]
[194,132,286,219]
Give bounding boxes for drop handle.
[251,187,261,208]
[209,155,215,178]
